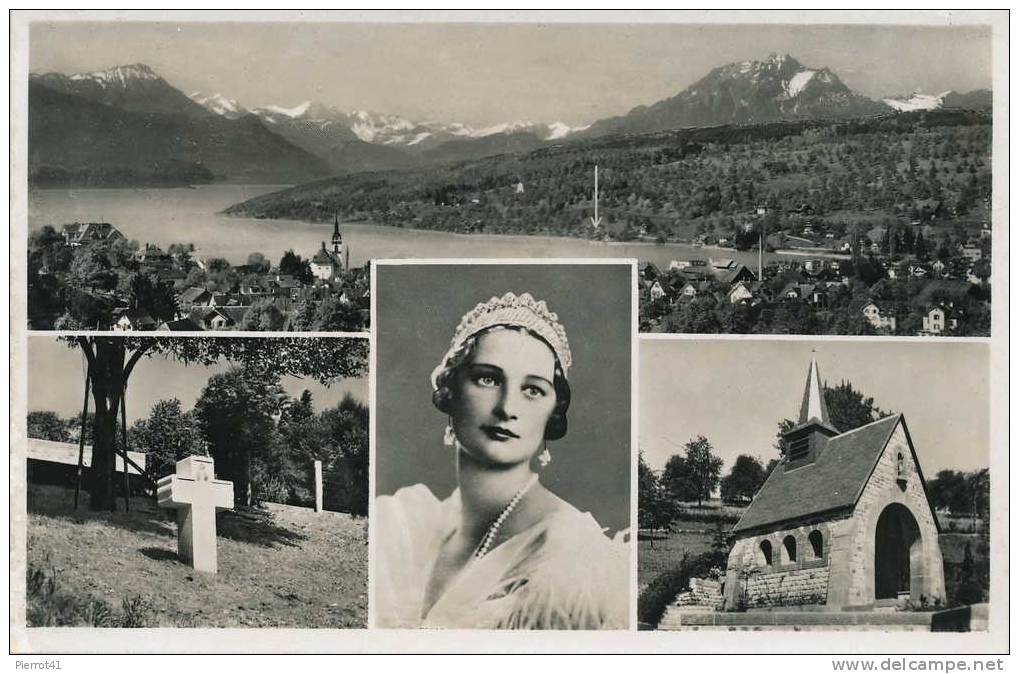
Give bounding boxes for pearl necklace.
[474,473,540,559]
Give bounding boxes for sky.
[639,339,990,475]
[28,19,992,127]
[26,336,369,425]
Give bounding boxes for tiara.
[446,292,572,375]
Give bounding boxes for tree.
[928,469,969,514]
[129,398,204,481]
[26,411,70,442]
[239,299,286,331]
[28,226,72,273]
[117,271,178,322]
[318,395,370,515]
[194,368,286,507]
[775,379,890,457]
[967,468,990,524]
[662,437,723,506]
[661,455,697,502]
[720,454,766,505]
[66,336,368,511]
[246,252,271,274]
[67,244,119,292]
[682,436,724,506]
[638,452,679,537]
[279,250,313,284]
[824,380,887,432]
[953,543,984,605]
[310,296,364,331]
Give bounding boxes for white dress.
[375,484,630,629]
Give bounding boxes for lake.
[28,185,800,269]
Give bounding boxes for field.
[639,522,719,592]
[23,484,367,628]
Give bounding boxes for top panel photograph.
[23,18,992,335]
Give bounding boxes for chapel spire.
[782,352,840,465]
[797,352,832,428]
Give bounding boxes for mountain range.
[28,55,992,186]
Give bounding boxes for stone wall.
[745,566,830,607]
[724,519,843,609]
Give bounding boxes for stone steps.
[656,605,989,631]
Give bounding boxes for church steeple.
[331,213,345,270]
[783,353,840,466]
[798,353,833,429]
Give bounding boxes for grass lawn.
[638,520,719,591]
[24,483,367,628]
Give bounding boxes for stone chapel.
[722,356,946,611]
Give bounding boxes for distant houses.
[61,222,124,247]
[639,213,990,337]
[37,218,368,332]
[861,300,897,332]
[922,304,958,335]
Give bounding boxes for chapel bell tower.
[782,354,840,468]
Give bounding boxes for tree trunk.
[237,446,251,507]
[78,337,148,511]
[87,339,125,511]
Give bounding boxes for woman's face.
[450,328,558,467]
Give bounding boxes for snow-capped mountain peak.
[190,92,248,118]
[67,63,161,87]
[882,91,954,112]
[785,70,817,97]
[256,101,312,119]
[546,121,580,140]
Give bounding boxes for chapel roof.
[732,414,902,534]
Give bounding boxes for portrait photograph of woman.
[371,261,634,630]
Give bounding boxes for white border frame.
[8,8,1009,656]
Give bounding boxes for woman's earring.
[443,420,456,447]
[538,447,552,468]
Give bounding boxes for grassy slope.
[25,484,366,628]
[639,521,720,591]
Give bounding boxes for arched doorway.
[874,503,924,602]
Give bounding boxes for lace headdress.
[430,292,572,390]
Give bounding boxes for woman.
[375,292,629,629]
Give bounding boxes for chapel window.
[759,540,773,567]
[782,535,797,564]
[808,530,824,559]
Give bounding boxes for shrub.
[120,595,153,628]
[26,563,153,627]
[638,550,725,629]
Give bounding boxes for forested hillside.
[225,109,991,245]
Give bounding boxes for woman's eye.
[523,385,547,399]
[476,375,498,387]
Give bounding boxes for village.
[638,205,992,336]
[27,217,370,332]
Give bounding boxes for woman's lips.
[481,425,519,441]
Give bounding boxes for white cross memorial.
[157,456,234,574]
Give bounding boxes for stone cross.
[314,460,323,513]
[157,455,234,573]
